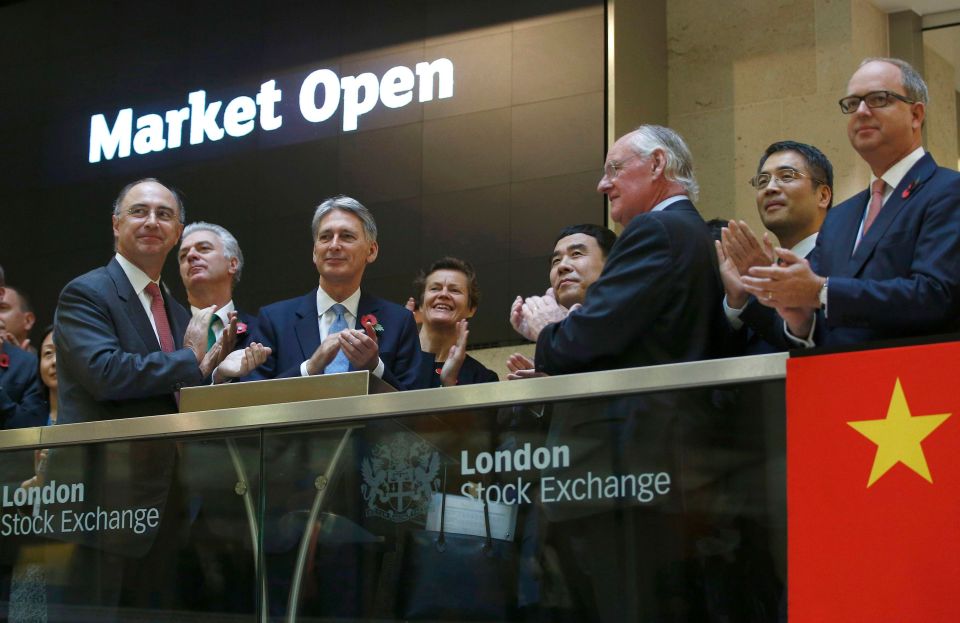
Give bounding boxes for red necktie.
[145,282,175,353]
[862,178,887,236]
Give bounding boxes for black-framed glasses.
[602,154,639,180]
[748,167,826,190]
[838,90,916,114]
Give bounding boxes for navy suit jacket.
[250,289,421,390]
[536,200,731,373]
[0,341,47,429]
[794,153,960,347]
[52,257,203,556]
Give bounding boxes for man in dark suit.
[742,58,960,347]
[514,125,730,371]
[717,141,833,353]
[179,221,259,350]
[250,195,420,390]
[0,266,46,429]
[51,178,266,615]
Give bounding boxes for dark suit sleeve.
[247,306,281,380]
[56,279,202,401]
[738,298,792,350]
[826,178,960,333]
[0,361,47,429]
[378,308,421,391]
[535,215,674,374]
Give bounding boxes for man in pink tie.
[740,57,960,347]
[50,178,268,616]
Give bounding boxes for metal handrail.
[0,353,787,451]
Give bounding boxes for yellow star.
[848,378,951,487]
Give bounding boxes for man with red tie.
[52,178,266,616]
[741,57,960,347]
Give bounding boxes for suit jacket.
[51,257,203,556]
[234,309,259,350]
[250,289,421,390]
[412,351,498,389]
[0,341,47,429]
[808,153,960,346]
[55,258,202,424]
[536,200,731,373]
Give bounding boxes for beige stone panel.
[850,0,887,61]
[512,12,604,105]
[924,45,959,169]
[670,108,736,221]
[471,344,535,381]
[423,21,512,48]
[512,5,602,31]
[814,0,856,94]
[423,32,513,120]
[668,0,817,116]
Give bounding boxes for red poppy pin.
[236,322,248,335]
[0,354,8,369]
[361,314,385,336]
[902,179,918,199]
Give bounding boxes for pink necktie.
[862,179,886,236]
[145,283,175,353]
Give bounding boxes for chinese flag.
[788,341,960,622]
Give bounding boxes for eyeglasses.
[838,90,916,114]
[748,167,826,190]
[125,206,178,223]
[602,154,639,180]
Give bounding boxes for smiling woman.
[411,257,498,388]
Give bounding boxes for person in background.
[0,266,46,429]
[411,257,497,388]
[0,286,37,353]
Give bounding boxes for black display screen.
[0,0,605,346]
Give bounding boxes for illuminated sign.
[88,58,454,164]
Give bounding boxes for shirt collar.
[791,232,818,259]
[190,299,235,325]
[316,287,361,319]
[871,146,925,191]
[115,253,157,295]
[651,194,689,213]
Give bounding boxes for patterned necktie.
[324,303,350,374]
[145,283,175,353]
[862,178,887,236]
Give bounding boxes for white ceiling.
[871,1,960,91]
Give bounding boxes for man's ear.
[23,312,36,333]
[366,241,379,264]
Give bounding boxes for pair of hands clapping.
[183,306,271,382]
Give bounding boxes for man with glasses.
[513,125,730,372]
[717,141,833,353]
[51,178,268,615]
[740,57,960,347]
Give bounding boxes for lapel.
[107,258,161,353]
[0,342,9,382]
[843,153,937,277]
[357,291,382,333]
[293,288,322,360]
[163,282,186,349]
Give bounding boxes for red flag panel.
[788,341,960,622]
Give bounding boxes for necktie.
[324,303,350,374]
[207,316,222,349]
[145,283,175,353]
[862,178,887,236]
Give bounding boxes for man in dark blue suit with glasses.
[742,57,960,347]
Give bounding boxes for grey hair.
[311,195,378,242]
[182,221,244,286]
[112,178,186,223]
[859,57,929,104]
[624,125,700,203]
